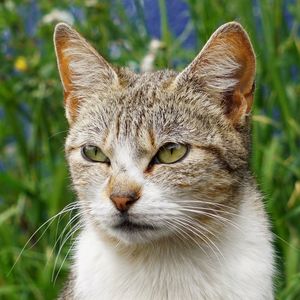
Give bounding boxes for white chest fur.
[73,199,274,300]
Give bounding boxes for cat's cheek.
[80,180,117,227]
[67,150,114,216]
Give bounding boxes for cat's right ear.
[54,23,118,124]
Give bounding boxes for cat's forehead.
[109,69,209,118]
[69,68,228,152]
[72,71,223,144]
[80,70,199,122]
[102,71,205,127]
[117,69,178,105]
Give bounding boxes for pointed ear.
[54,23,119,124]
[175,22,255,124]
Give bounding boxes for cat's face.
[54,22,255,245]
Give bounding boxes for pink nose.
[110,192,140,212]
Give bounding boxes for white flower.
[85,0,98,7]
[140,39,164,72]
[42,9,74,25]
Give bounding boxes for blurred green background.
[0,0,300,299]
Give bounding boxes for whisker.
[53,223,82,283]
[176,214,220,241]
[178,200,238,210]
[49,129,69,140]
[179,205,245,220]
[178,208,242,232]
[164,219,191,245]
[173,216,224,263]
[167,218,213,261]
[51,208,93,281]
[49,211,82,268]
[52,220,83,282]
[8,202,80,275]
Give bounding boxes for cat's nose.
[110,191,140,212]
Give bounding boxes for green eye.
[156,143,189,164]
[81,145,110,163]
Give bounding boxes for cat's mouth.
[113,219,157,232]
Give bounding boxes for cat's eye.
[155,143,189,164]
[81,145,110,163]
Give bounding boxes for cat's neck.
[72,188,274,300]
[73,223,220,299]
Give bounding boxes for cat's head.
[54,22,255,245]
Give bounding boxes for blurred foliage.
[0,0,300,299]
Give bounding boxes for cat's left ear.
[175,22,255,124]
[54,23,119,124]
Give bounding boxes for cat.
[54,21,275,299]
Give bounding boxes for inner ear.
[175,22,256,124]
[224,83,255,124]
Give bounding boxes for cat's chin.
[103,222,169,245]
[112,230,163,245]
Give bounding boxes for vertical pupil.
[94,147,97,156]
